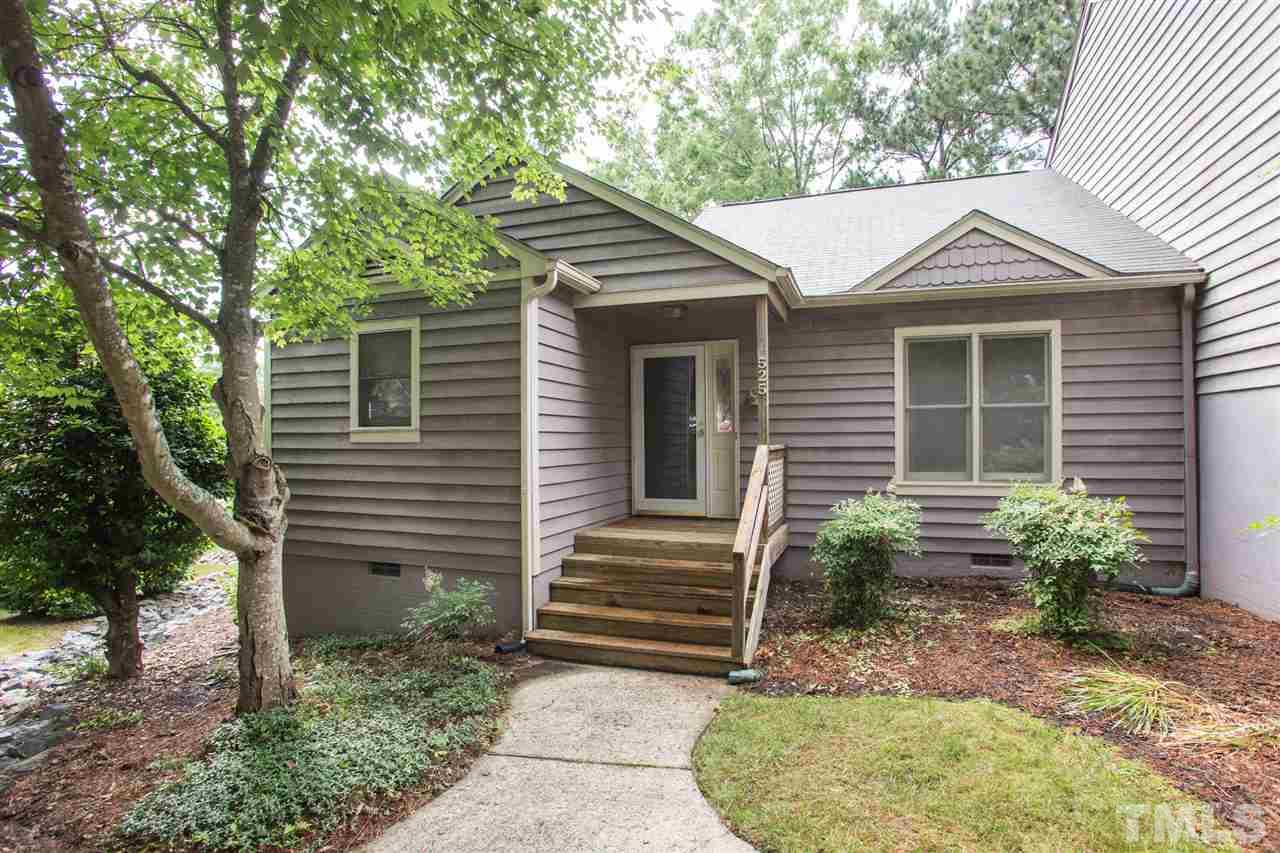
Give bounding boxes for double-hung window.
[894,321,1062,492]
[349,317,421,443]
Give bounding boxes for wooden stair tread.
[564,552,734,572]
[526,629,734,662]
[539,601,731,629]
[582,525,736,544]
[551,576,753,601]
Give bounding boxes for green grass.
[695,694,1235,852]
[187,561,229,581]
[0,609,87,658]
[119,637,507,851]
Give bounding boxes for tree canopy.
[592,0,1079,216]
[2,0,654,710]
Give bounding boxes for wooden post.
[755,295,770,445]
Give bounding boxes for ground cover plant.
[697,693,1237,852]
[743,578,1280,848]
[0,590,526,852]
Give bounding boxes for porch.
[526,445,788,676]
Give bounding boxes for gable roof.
[694,169,1201,297]
[857,210,1113,292]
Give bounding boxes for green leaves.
[984,483,1150,636]
[814,491,923,627]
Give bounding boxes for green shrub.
[121,651,504,851]
[402,573,496,641]
[984,483,1149,637]
[813,492,922,627]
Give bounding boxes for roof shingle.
[693,169,1200,297]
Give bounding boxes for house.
[265,0,1277,674]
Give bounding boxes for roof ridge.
[709,170,1034,210]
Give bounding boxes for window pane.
[643,355,698,500]
[360,330,411,380]
[982,406,1049,480]
[907,408,971,480]
[982,335,1047,404]
[358,330,412,428]
[908,338,969,405]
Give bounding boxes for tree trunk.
[89,580,143,678]
[233,466,296,712]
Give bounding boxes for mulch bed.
[751,577,1280,849]
[0,602,534,853]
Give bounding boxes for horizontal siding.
[1051,0,1280,393]
[454,174,768,293]
[537,290,631,574]
[271,271,523,578]
[767,289,1187,574]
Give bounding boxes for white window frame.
[349,317,421,443]
[893,320,1063,497]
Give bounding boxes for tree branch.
[0,212,222,339]
[248,46,309,187]
[110,53,228,150]
[0,0,254,554]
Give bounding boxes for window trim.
[893,320,1063,497]
[349,317,421,443]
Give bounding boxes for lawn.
[697,693,1236,852]
[0,609,87,658]
[739,578,1280,849]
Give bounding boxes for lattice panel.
[767,454,785,531]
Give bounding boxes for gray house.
[266,0,1276,674]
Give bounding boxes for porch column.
[755,294,770,445]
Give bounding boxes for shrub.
[0,318,229,677]
[984,482,1148,636]
[813,492,922,627]
[402,573,496,641]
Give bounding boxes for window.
[895,321,1061,492]
[350,318,420,442]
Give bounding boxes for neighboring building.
[1050,0,1280,619]
[266,0,1276,672]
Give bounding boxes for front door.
[631,342,739,517]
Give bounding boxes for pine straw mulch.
[0,603,536,853]
[749,577,1280,849]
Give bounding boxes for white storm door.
[632,344,707,516]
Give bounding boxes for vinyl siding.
[272,266,527,632]
[1051,0,1280,393]
[768,288,1188,584]
[454,175,768,293]
[1051,0,1279,612]
[537,289,631,582]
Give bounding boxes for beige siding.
[455,174,768,293]
[1052,0,1280,393]
[272,269,526,632]
[768,288,1188,582]
[537,290,631,580]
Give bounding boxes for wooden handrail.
[732,444,785,663]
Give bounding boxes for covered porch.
[526,286,790,674]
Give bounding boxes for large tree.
[860,0,1078,180]
[593,0,880,218]
[594,0,1079,213]
[1,0,648,711]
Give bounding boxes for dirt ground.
[751,577,1280,849]
[0,607,532,853]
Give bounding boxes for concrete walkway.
[363,662,755,853]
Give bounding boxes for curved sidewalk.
[363,662,754,853]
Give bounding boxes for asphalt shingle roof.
[693,169,1200,296]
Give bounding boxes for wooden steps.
[525,629,737,677]
[527,517,749,676]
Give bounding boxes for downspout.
[1114,283,1201,597]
